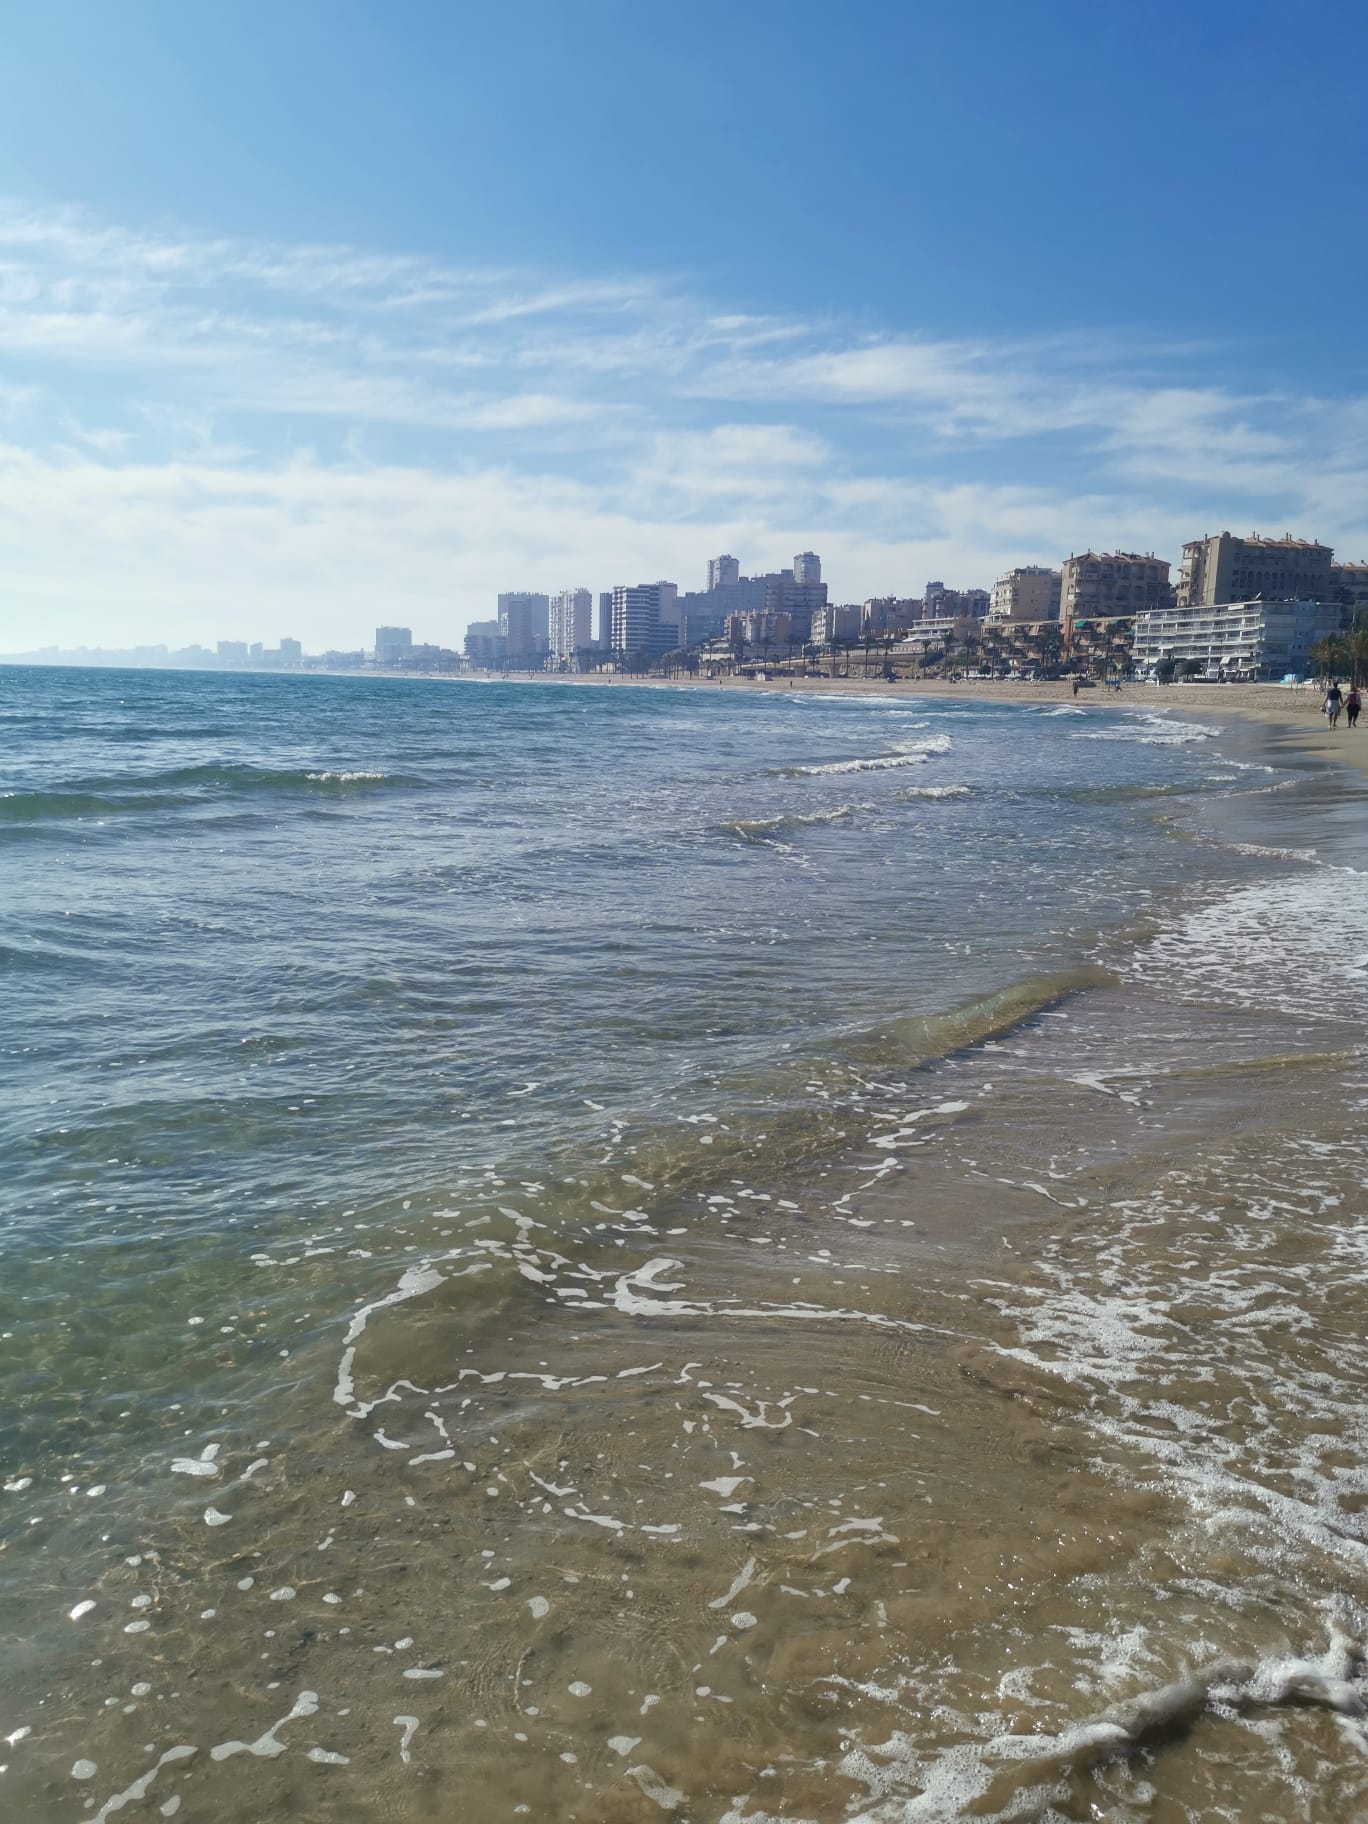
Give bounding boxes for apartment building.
[611,582,679,658]
[1060,552,1170,640]
[989,566,1061,622]
[1133,598,1341,680]
[497,593,550,664]
[1176,533,1334,607]
[548,588,593,664]
[1330,561,1368,615]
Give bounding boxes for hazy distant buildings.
[989,566,1061,623]
[464,620,503,666]
[375,625,413,664]
[279,638,302,662]
[549,588,593,664]
[793,551,821,586]
[217,640,249,664]
[597,592,613,649]
[1060,553,1170,640]
[497,593,550,665]
[708,554,740,591]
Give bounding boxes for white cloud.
[1,199,1368,650]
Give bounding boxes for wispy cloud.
[1,199,1367,650]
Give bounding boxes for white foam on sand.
[1126,869,1368,1014]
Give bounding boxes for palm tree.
[1342,614,1368,685]
[1310,633,1346,681]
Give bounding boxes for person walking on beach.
[1348,686,1362,729]
[1325,680,1344,728]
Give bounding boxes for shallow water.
[3,667,1368,1821]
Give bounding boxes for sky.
[0,0,1366,653]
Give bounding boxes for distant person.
[1347,686,1362,728]
[1071,677,1080,697]
[1324,680,1344,728]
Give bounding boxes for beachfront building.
[989,566,1061,622]
[862,596,923,633]
[497,593,550,665]
[1068,615,1134,675]
[1060,552,1170,643]
[611,582,680,661]
[813,602,863,645]
[464,620,503,667]
[1176,532,1334,608]
[1132,599,1342,680]
[374,626,412,665]
[548,588,593,665]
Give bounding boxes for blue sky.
[0,0,1365,651]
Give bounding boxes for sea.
[3,662,1368,1823]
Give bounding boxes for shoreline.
[468,665,1368,782]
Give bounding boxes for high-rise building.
[217,640,249,664]
[793,551,821,586]
[611,583,676,658]
[497,593,550,664]
[597,591,613,648]
[989,566,1062,622]
[548,588,593,664]
[708,554,740,592]
[1060,553,1171,640]
[1177,533,1334,608]
[278,637,302,662]
[764,573,827,642]
[375,626,413,664]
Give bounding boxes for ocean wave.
[1221,839,1322,863]
[0,763,419,820]
[1070,713,1219,747]
[783,733,952,776]
[724,803,865,839]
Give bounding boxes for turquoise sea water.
[5,665,1368,1821]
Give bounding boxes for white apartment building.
[1132,599,1342,680]
[548,588,593,664]
[989,566,1061,622]
[611,582,677,658]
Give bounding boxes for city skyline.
[3,4,1368,655]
